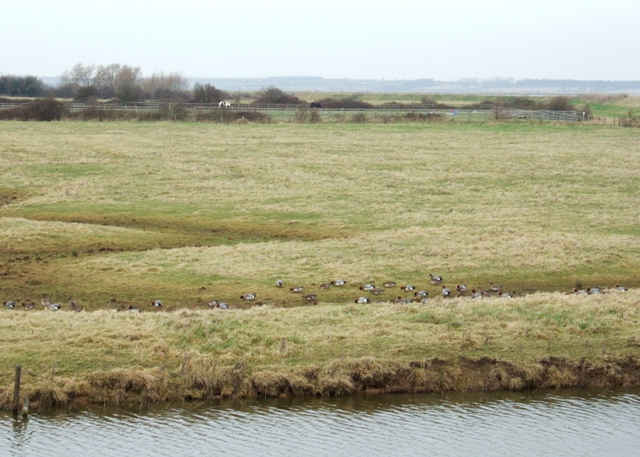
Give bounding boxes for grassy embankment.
[1,290,639,410]
[0,121,639,408]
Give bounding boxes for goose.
[616,285,628,292]
[360,284,375,291]
[3,301,16,309]
[442,286,451,297]
[276,280,284,288]
[456,284,467,292]
[383,281,396,288]
[240,293,256,300]
[320,283,331,290]
[414,290,429,297]
[400,285,415,291]
[429,274,443,285]
[68,300,83,312]
[355,297,370,304]
[372,288,385,295]
[489,282,502,292]
[290,286,304,293]
[331,280,346,287]
[151,300,163,307]
[22,302,35,310]
[303,294,317,301]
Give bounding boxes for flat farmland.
[0,121,639,309]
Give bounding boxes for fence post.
[13,365,21,413]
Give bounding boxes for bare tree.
[165,72,189,93]
[141,72,189,99]
[114,65,142,101]
[60,63,96,87]
[94,64,122,98]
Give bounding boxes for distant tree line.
[0,65,588,115]
[0,75,46,97]
[0,63,233,104]
[55,63,193,102]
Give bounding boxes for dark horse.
[310,102,322,109]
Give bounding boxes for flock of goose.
[198,276,629,310]
[0,296,165,313]
[1,278,629,312]
[270,276,629,305]
[2,296,83,311]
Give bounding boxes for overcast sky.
[2,0,638,80]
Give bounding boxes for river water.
[2,389,640,456]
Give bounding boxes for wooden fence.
[0,101,583,122]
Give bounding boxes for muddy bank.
[2,356,638,412]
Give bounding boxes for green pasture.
[0,121,638,309]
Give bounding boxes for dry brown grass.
[578,94,640,108]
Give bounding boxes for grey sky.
[2,0,638,80]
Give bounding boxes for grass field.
[1,120,639,406]
[1,121,639,309]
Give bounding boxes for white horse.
[219,101,232,108]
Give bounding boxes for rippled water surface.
[3,389,640,456]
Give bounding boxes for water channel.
[2,389,639,456]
